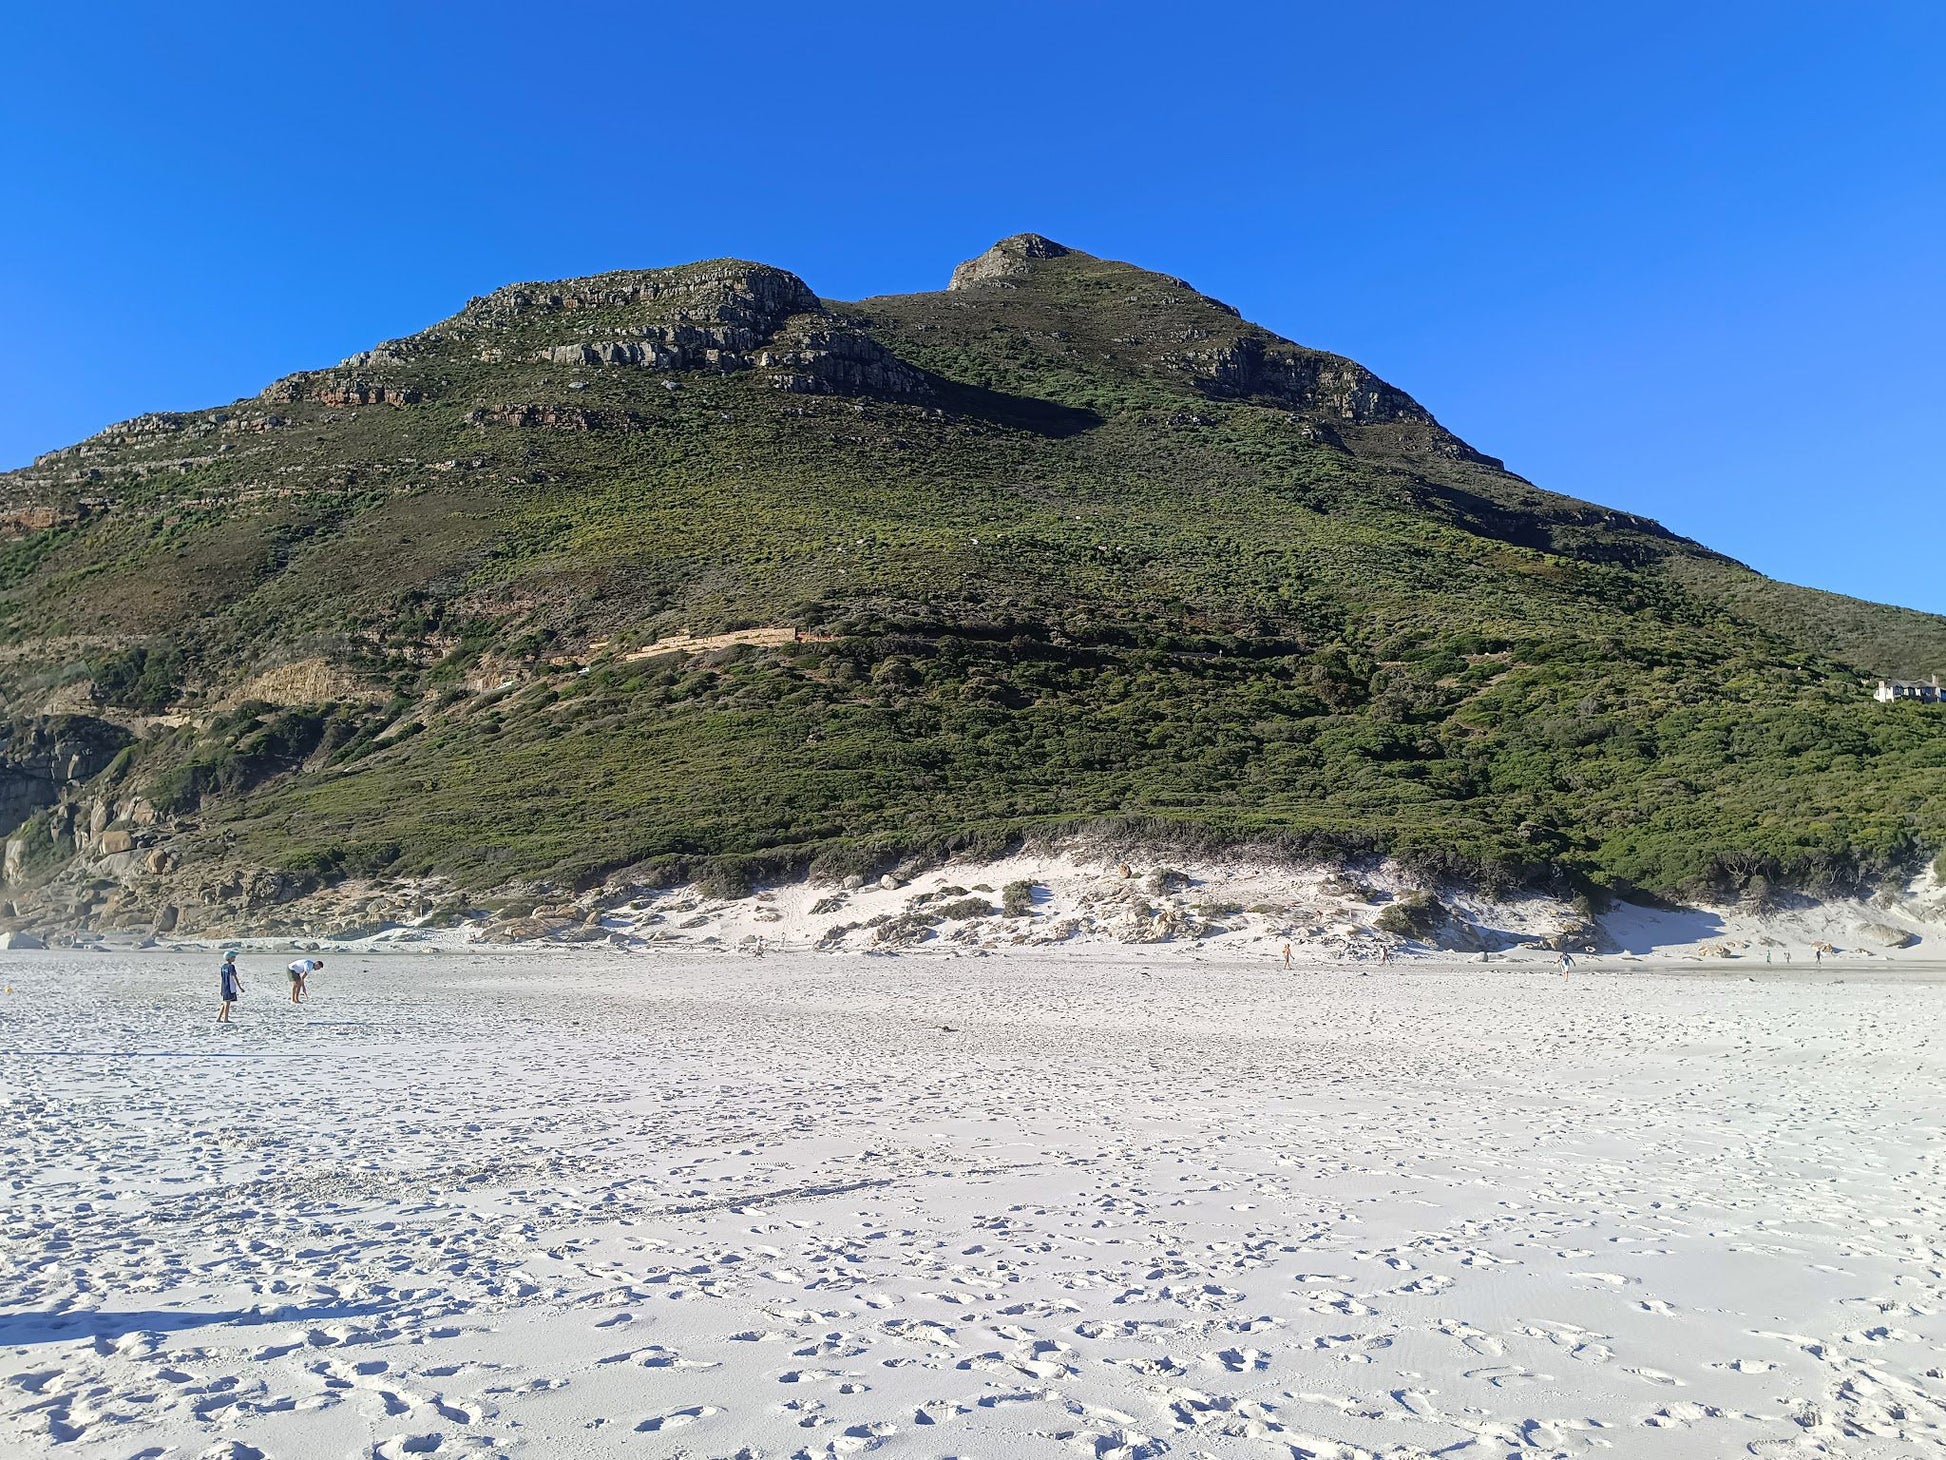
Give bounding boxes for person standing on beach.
[217,952,242,1022]
[1281,942,1293,969]
[1559,950,1575,978]
[287,956,322,1003]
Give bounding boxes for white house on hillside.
[1875,676,1944,704]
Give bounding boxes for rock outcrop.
[262,375,421,407]
[0,716,131,840]
[464,260,820,330]
[466,404,645,432]
[948,233,1072,290]
[757,325,931,398]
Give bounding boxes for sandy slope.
[126,849,1946,969]
[3,949,1944,1458]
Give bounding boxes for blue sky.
[3,2,1940,611]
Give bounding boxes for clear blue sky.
[3,2,1940,611]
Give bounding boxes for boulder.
[0,930,46,950]
[1541,919,1599,952]
[1854,921,1919,949]
[99,828,135,855]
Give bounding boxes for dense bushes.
[89,643,183,713]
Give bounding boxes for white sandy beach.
[4,948,1944,1458]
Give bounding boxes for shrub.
[89,642,183,713]
[874,910,940,945]
[5,809,71,884]
[697,860,755,900]
[808,841,890,885]
[1375,890,1444,941]
[935,896,995,920]
[1001,880,1036,917]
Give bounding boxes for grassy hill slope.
[2,235,1943,928]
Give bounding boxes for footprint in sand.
[913,1400,971,1424]
[1204,1346,1271,1371]
[1436,1318,1503,1357]
[793,1330,873,1358]
[636,1405,720,1431]
[1110,1354,1192,1377]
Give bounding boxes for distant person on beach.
[1559,950,1575,977]
[1814,947,1822,967]
[287,957,322,1003]
[1281,942,1292,969]
[217,952,242,1022]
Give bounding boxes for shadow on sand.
[1600,902,1728,954]
[0,1300,396,1345]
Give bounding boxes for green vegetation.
[2,237,1943,900]
[88,642,183,714]
[1376,891,1445,940]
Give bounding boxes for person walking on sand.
[217,951,242,1022]
[1814,947,1822,967]
[286,956,322,1003]
[1281,942,1293,969]
[1559,950,1575,978]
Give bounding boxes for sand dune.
[3,949,1944,1457]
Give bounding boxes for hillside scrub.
[0,237,1942,904]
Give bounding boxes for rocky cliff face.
[0,715,144,914]
[0,716,131,835]
[257,259,936,407]
[948,232,1074,290]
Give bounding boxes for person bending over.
[287,956,322,1003]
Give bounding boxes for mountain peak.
[948,233,1076,290]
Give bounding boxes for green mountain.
[4,234,1944,932]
